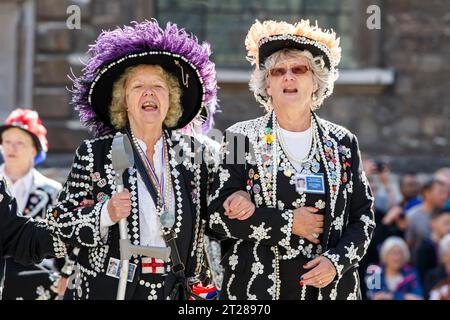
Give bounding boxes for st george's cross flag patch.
[142,257,167,274]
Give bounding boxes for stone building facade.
[0,0,449,174]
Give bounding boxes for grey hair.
[439,233,450,257]
[379,236,411,265]
[109,64,183,129]
[249,48,338,111]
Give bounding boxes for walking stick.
[111,133,170,300]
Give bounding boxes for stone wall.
[28,0,450,173]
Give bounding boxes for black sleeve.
[0,179,66,265]
[322,135,376,279]
[207,131,294,248]
[47,140,105,248]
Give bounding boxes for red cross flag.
[142,257,166,274]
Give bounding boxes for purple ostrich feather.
[71,19,218,136]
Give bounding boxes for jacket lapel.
[124,166,140,246]
[253,112,278,208]
[164,131,195,298]
[312,113,342,250]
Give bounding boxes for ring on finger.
[312,233,320,238]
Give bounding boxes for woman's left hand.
[223,190,255,220]
[300,256,337,288]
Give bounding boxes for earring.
[312,92,318,101]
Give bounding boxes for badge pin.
[91,172,101,182]
[97,178,107,188]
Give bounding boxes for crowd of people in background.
[360,160,450,300]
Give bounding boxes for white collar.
[0,163,34,190]
[135,136,163,153]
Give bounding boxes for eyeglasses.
[269,65,310,77]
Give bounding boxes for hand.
[300,256,337,288]
[107,189,132,222]
[223,190,255,220]
[57,276,69,298]
[291,207,324,244]
[372,291,394,300]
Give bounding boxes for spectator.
[365,236,423,300]
[405,178,448,254]
[435,168,450,211]
[425,234,450,299]
[399,173,422,211]
[414,209,450,290]
[372,173,421,246]
[0,109,63,300]
[363,159,401,215]
[358,174,418,298]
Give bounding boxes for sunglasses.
[269,65,310,77]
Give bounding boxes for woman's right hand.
[107,189,132,223]
[291,207,324,244]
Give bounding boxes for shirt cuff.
[100,200,116,240]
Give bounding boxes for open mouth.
[283,88,298,94]
[141,101,159,111]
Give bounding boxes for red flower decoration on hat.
[4,108,48,152]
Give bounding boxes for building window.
[155,0,353,69]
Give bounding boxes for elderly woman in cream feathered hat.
[208,19,375,300]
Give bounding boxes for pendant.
[160,210,175,228]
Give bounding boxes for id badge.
[106,257,136,282]
[295,173,326,194]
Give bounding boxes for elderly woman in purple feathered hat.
[47,19,227,300]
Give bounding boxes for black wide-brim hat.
[73,20,218,136]
[245,19,341,71]
[89,52,204,131]
[258,35,332,69]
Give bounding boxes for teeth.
[142,101,157,108]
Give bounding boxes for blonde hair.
[109,64,183,129]
[249,48,337,111]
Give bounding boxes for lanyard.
[136,138,167,212]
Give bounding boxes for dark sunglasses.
[269,65,310,77]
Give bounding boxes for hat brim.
[89,52,205,131]
[258,36,332,70]
[0,125,43,153]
